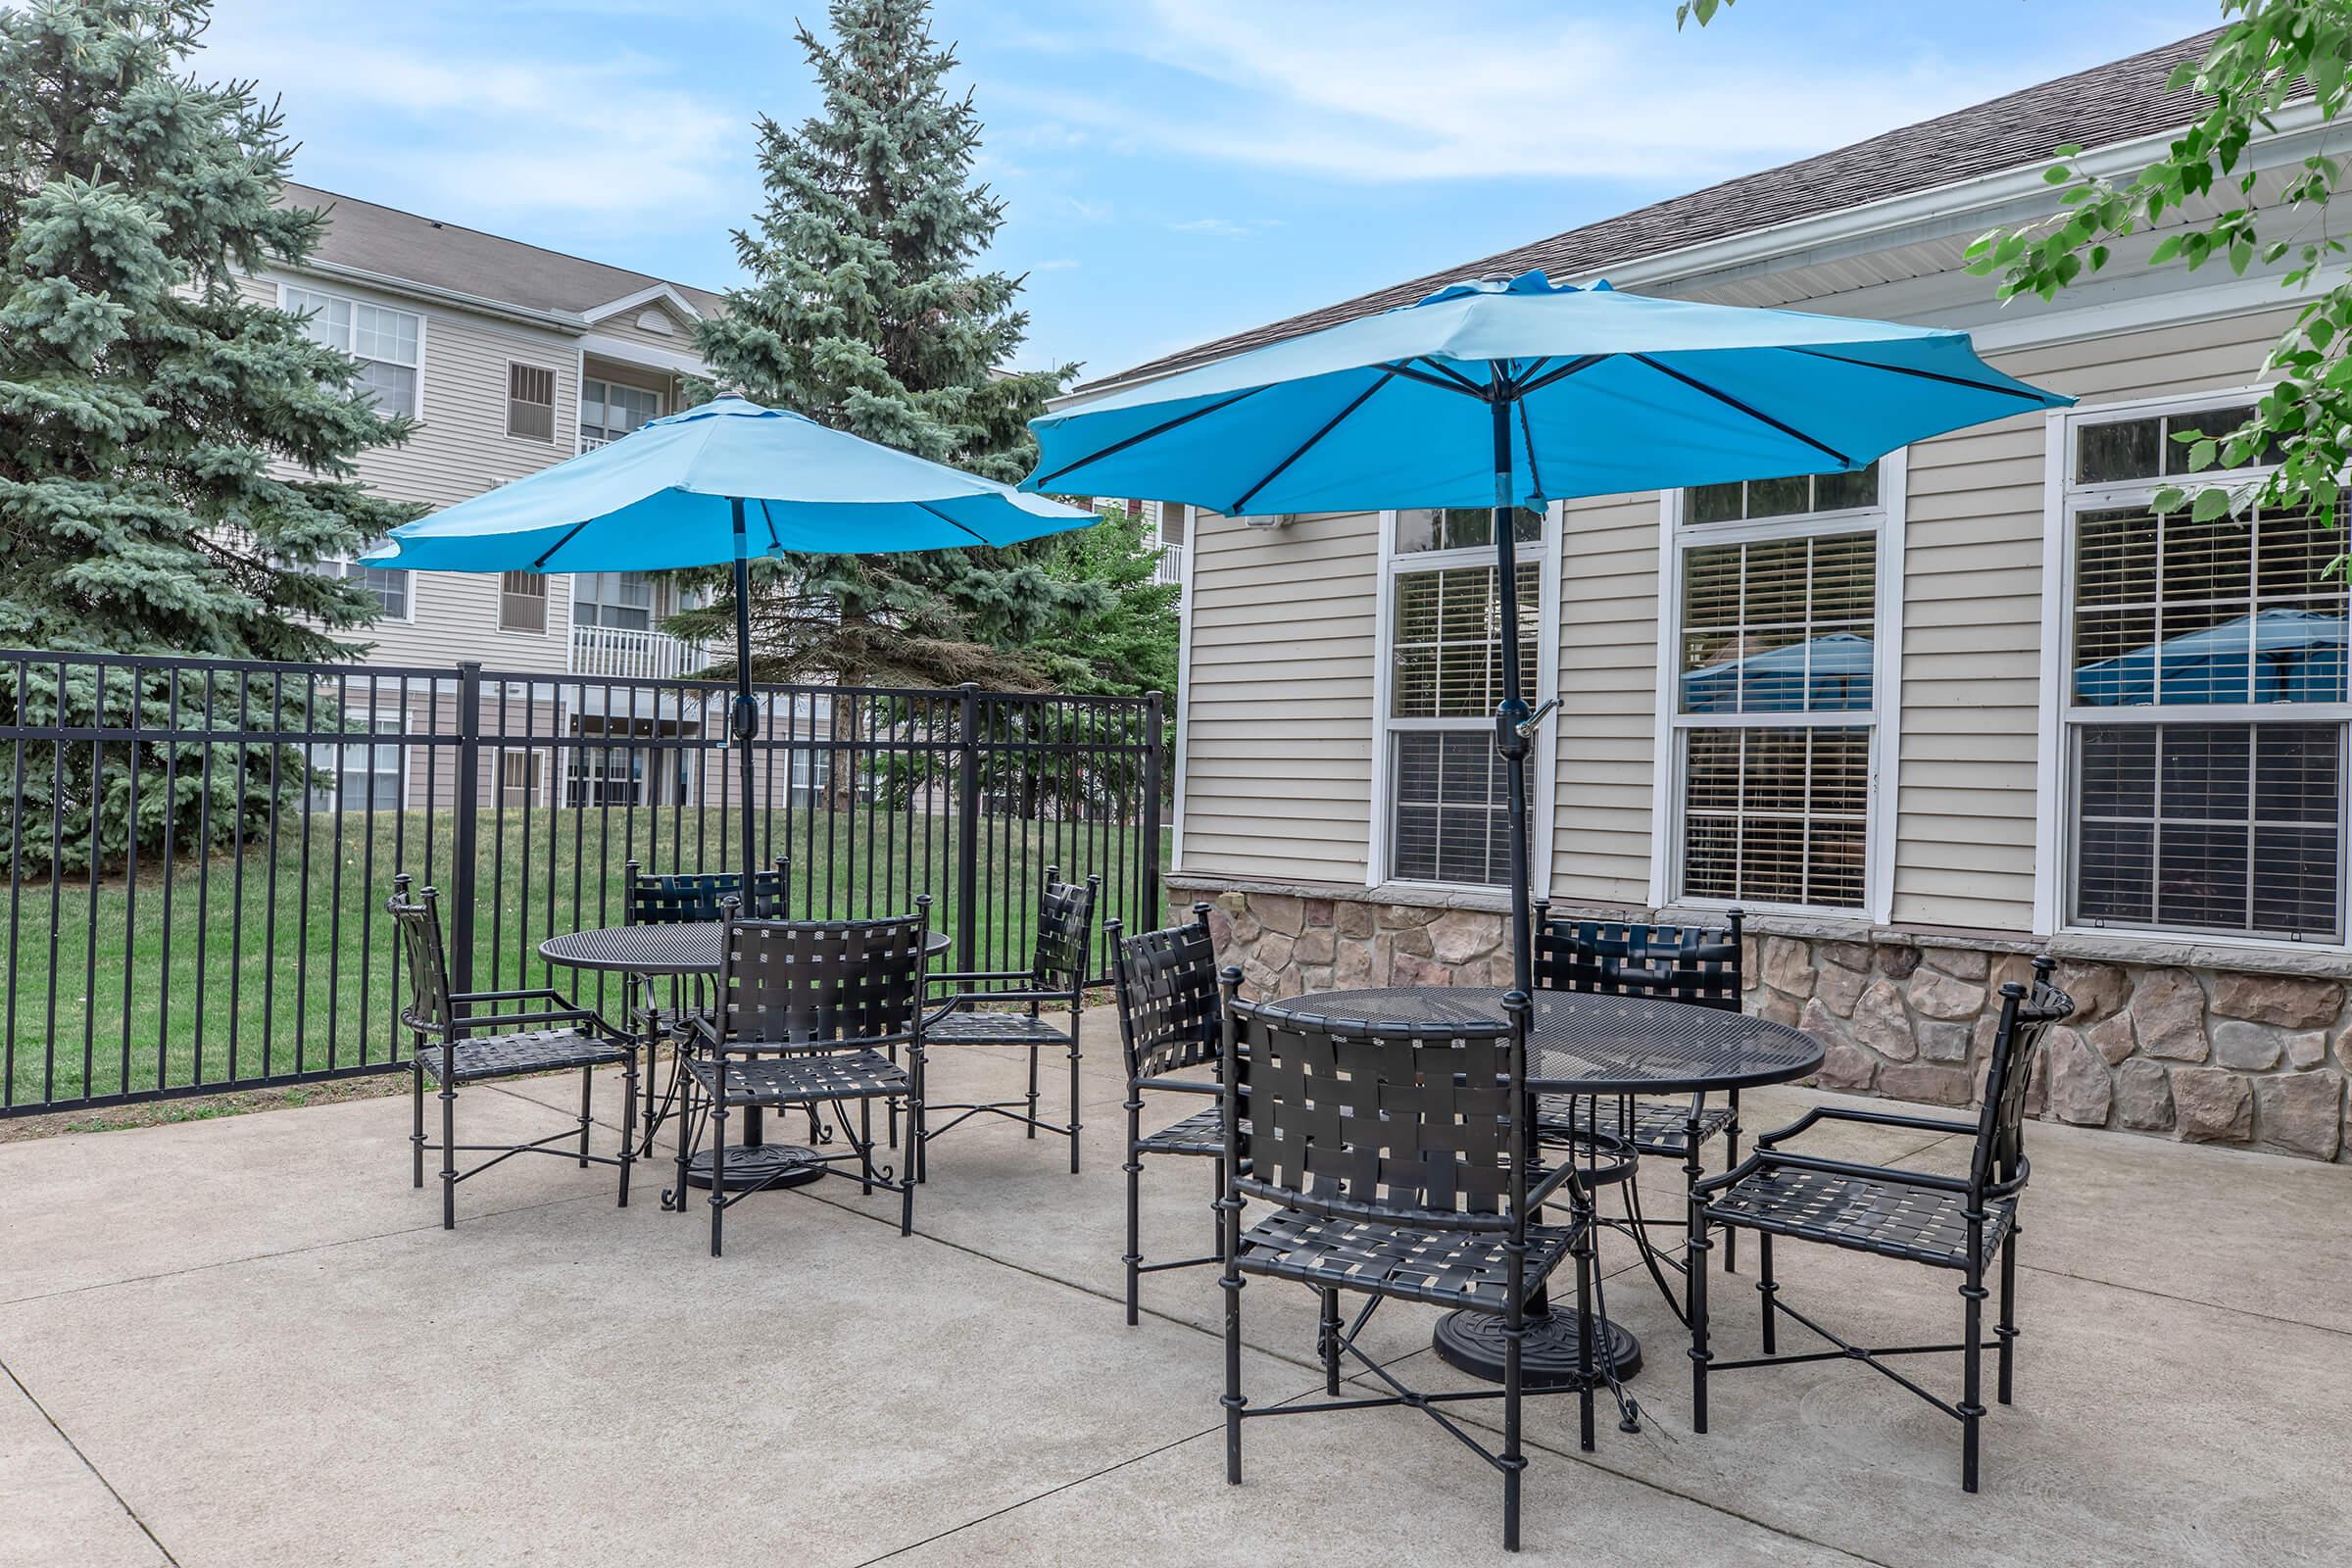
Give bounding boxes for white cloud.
[1078,0,2054,182]
[197,0,754,224]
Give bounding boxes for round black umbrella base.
[681,1143,827,1192]
[1432,1307,1642,1390]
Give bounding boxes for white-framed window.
[574,570,657,631]
[507,363,557,442]
[311,552,411,621]
[282,284,423,417]
[580,377,662,448]
[2042,391,2344,944]
[1659,461,1896,914]
[499,570,548,634]
[499,750,543,806]
[1375,507,1553,889]
[308,711,404,812]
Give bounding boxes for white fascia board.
[278,258,588,333]
[580,282,705,323]
[576,332,710,379]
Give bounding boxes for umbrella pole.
[730,499,759,879]
[1490,394,1534,999]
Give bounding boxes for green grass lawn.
[2,805,1162,1111]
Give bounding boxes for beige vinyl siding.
[1178,511,1377,883]
[1550,491,1663,905]
[587,302,698,356]
[1891,305,2297,931]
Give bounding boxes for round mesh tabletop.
[539,923,950,975]
[1257,986,1822,1096]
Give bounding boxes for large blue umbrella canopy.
[368,396,1094,573]
[1023,270,2070,998]
[366,396,1098,880]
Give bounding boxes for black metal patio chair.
[1105,904,1236,1326]
[668,902,930,1254]
[623,856,790,1153]
[388,875,640,1230]
[1531,900,1746,1269]
[1687,956,2072,1493]
[919,867,1099,1178]
[1217,978,1596,1553]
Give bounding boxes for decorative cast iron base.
[682,1143,826,1192]
[1432,1307,1642,1391]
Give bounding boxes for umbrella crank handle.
[1513,695,1559,739]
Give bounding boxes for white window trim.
[1648,452,1907,923]
[503,359,560,444]
[275,279,427,421]
[1170,505,1197,874]
[498,570,552,637]
[579,374,666,448]
[2032,383,2348,953]
[1367,505,1561,898]
[315,550,415,626]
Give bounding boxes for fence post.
[450,661,482,1005]
[956,682,982,973]
[1141,690,1165,930]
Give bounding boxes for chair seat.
[1701,1163,2016,1269]
[414,1028,627,1084]
[685,1050,910,1105]
[1136,1103,1248,1157]
[1236,1206,1580,1314]
[1537,1095,1735,1157]
[926,1009,1072,1047]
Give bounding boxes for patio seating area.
[5,1015,2347,1568]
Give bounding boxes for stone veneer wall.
[1175,883,2351,1164]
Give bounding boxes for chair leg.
[1026,1044,1040,1141]
[1688,1193,1711,1436]
[1996,1223,2019,1406]
[439,1073,458,1232]
[1319,1287,1342,1396]
[618,1048,638,1208]
[1721,1090,1740,1274]
[668,1067,695,1215]
[410,1057,425,1189]
[1575,1219,1595,1453]
[1122,1094,1144,1327]
[577,1064,594,1168]
[709,1087,728,1258]
[1211,1157,1228,1261]
[1066,1010,1083,1175]
[1219,1185,1246,1485]
[911,1044,928,1186]
[1961,1258,1985,1493]
[897,1096,915,1237]
[888,1044,900,1149]
[859,1099,873,1195]
[1504,1278,1525,1553]
[1757,1230,1777,1354]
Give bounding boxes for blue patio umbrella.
[1023,270,2072,996]
[1680,631,1878,714]
[367,396,1098,881]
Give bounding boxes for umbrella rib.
[1228,370,1398,514]
[1381,359,1490,398]
[530,518,594,569]
[758,500,784,553]
[1514,354,1608,397]
[1785,347,2057,402]
[1030,384,1270,487]
[915,501,998,549]
[1515,395,1544,500]
[1629,354,1852,468]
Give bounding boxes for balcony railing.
[570,624,710,679]
[1152,542,1185,586]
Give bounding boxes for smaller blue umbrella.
[368,396,1097,879]
[2073,606,2347,707]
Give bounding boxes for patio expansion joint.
[1,1352,182,1567]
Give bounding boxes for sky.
[192,0,2226,384]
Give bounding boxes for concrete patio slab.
[0,1368,165,1568]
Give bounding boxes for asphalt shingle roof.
[1082,28,2224,392]
[276,182,727,320]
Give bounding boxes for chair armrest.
[1723,1148,1972,1197]
[453,1007,601,1035]
[1754,1104,1976,1150]
[451,986,578,1007]
[1524,1160,1588,1212]
[926,969,1033,987]
[933,987,1074,1006]
[1133,1074,1220,1098]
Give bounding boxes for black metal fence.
[0,649,1164,1117]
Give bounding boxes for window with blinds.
[499,570,548,634]
[1382,512,1545,887]
[2060,396,2344,943]
[1670,471,1884,912]
[507,363,556,442]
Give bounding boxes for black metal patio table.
[1256,985,1823,1391]
[539,922,952,1191]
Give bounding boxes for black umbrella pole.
[730,505,759,880]
[1490,395,1534,1000]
